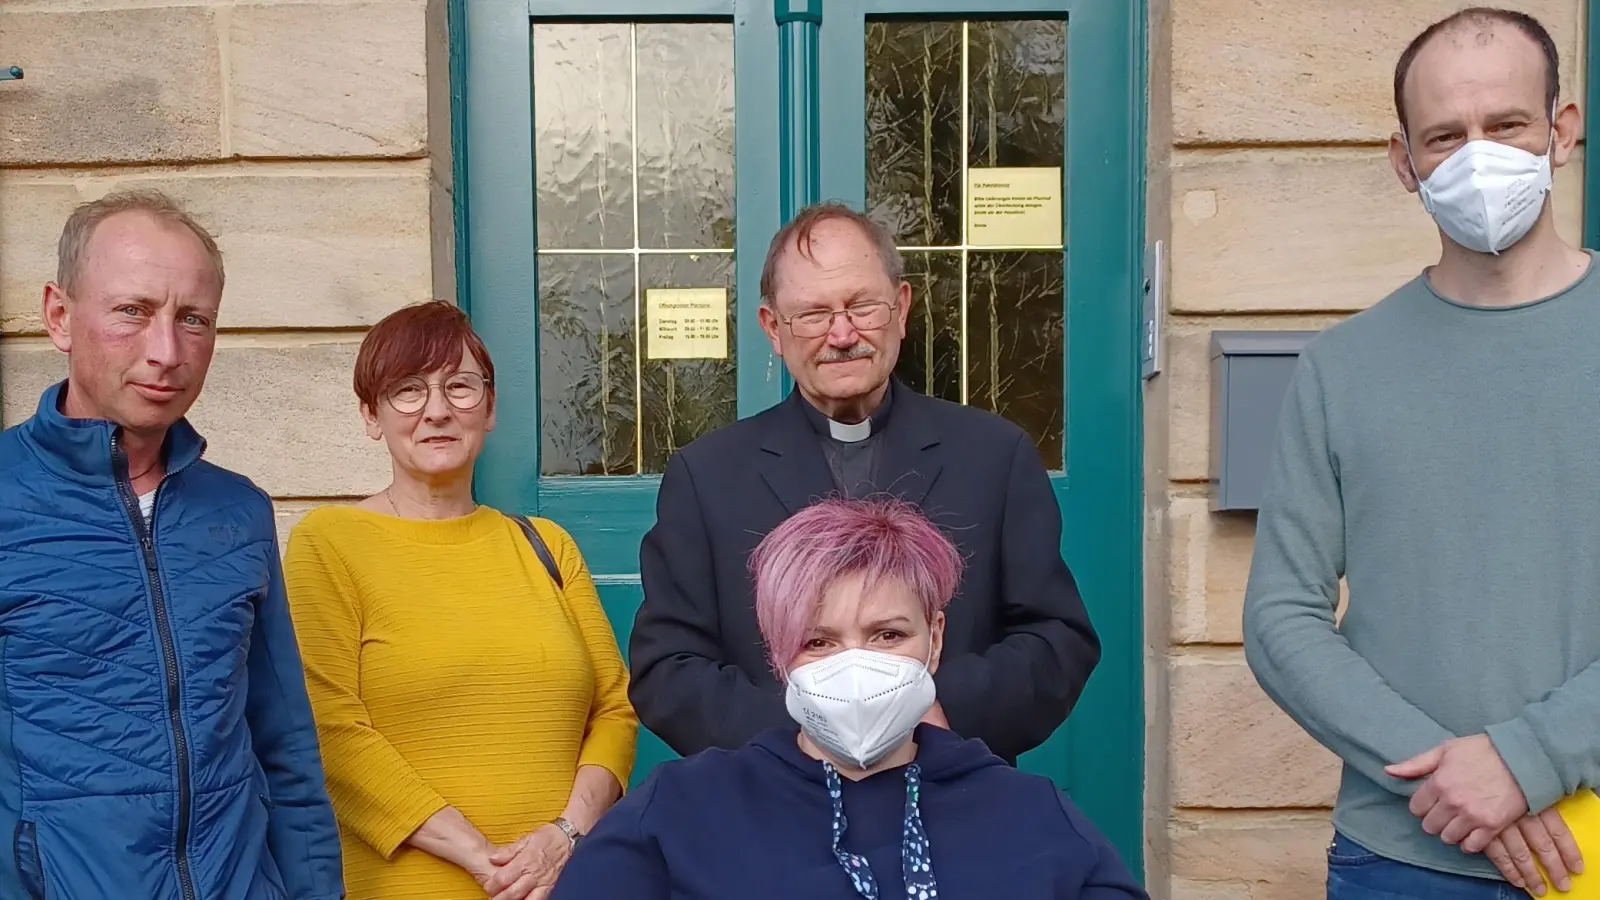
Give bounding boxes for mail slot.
[1209,330,1318,511]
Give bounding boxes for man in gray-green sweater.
[1244,7,1599,900]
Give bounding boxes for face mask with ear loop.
[784,642,938,771]
[1405,108,1557,254]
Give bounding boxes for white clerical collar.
[828,417,872,443]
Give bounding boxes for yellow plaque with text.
[646,288,728,360]
[967,166,1063,248]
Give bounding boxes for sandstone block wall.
[1150,2,1588,898]
[0,0,452,545]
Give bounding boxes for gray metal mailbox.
[1209,330,1319,512]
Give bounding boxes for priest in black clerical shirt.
[628,202,1101,764]
[807,369,893,498]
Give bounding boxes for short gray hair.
[56,189,225,295]
[759,202,904,306]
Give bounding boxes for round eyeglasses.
[780,301,896,339]
[385,372,491,414]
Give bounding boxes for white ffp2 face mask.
[1412,133,1554,255]
[785,646,936,770]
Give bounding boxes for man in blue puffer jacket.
[0,189,344,899]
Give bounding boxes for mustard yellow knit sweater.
[283,505,637,900]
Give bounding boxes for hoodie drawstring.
[823,760,940,899]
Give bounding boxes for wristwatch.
[551,816,584,850]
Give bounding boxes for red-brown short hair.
[353,301,495,410]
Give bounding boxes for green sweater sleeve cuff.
[1487,718,1566,814]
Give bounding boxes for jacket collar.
[20,380,207,486]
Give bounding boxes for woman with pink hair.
[551,496,1147,899]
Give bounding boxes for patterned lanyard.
[822,761,940,899]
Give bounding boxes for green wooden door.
[807,0,1148,872]
[458,0,1145,876]
[461,0,786,786]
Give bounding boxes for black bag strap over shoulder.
[509,514,565,590]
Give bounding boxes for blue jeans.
[1326,832,1526,899]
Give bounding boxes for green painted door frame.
[1587,0,1600,248]
[454,0,1147,876]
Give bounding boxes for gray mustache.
[816,343,876,363]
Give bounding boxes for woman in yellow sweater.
[284,301,637,900]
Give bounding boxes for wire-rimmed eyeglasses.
[385,372,492,414]
[779,301,896,339]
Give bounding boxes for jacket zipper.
[111,432,196,900]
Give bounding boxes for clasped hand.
[1483,809,1585,896]
[471,824,572,900]
[1387,734,1585,895]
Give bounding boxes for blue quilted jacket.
[0,382,344,900]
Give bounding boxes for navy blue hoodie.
[551,724,1147,899]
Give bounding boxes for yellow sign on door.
[967,167,1063,248]
[646,288,728,360]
